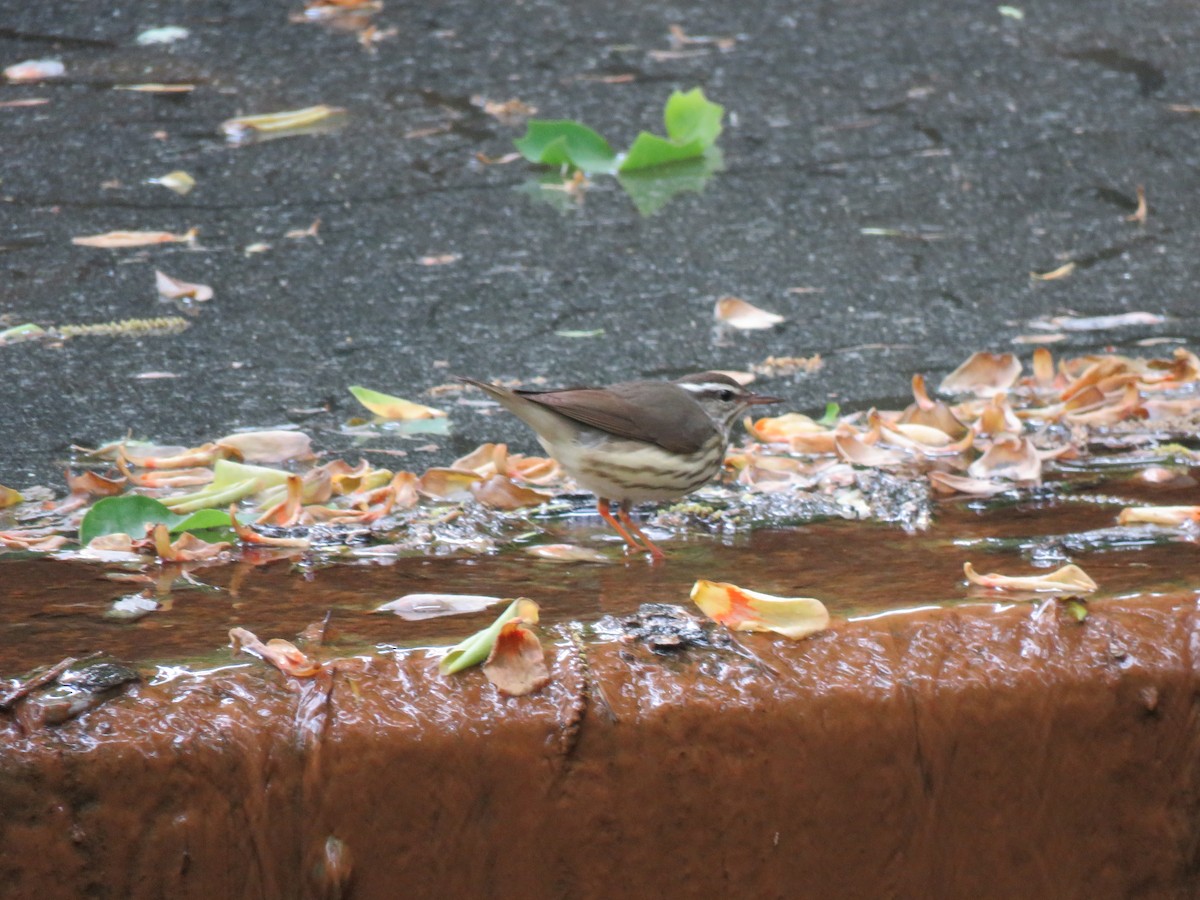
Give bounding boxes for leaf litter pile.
[3,346,1199,704]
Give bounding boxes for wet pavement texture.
[2,0,1199,488]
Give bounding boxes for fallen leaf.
[967,435,1042,482]
[135,26,190,45]
[470,474,551,510]
[1126,185,1147,224]
[418,253,460,266]
[215,430,314,463]
[72,228,197,248]
[482,620,550,696]
[963,562,1098,593]
[714,295,785,330]
[377,593,503,621]
[1117,506,1200,527]
[440,598,540,675]
[229,626,321,677]
[155,270,213,302]
[65,470,127,497]
[4,59,64,82]
[220,105,346,145]
[151,523,230,561]
[349,385,447,420]
[939,351,1022,397]
[1031,261,1076,281]
[690,579,829,639]
[1029,311,1166,332]
[0,484,23,509]
[523,543,611,563]
[146,171,195,195]
[928,471,1011,496]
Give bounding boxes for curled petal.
[452,442,509,477]
[216,430,313,463]
[229,627,321,677]
[968,435,1041,483]
[691,579,830,640]
[714,296,785,330]
[524,543,611,563]
[964,562,1097,594]
[939,352,1022,397]
[470,475,552,510]
[928,471,1011,497]
[418,468,482,501]
[744,412,827,444]
[835,433,905,467]
[482,621,551,696]
[155,270,213,302]
[1117,506,1200,527]
[974,395,1022,437]
[349,385,446,420]
[151,523,230,561]
[377,593,503,621]
[66,470,127,497]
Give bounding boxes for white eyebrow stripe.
[676,381,732,394]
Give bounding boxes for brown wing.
[518,381,714,454]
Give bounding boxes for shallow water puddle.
[2,465,1197,676]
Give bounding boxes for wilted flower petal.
[524,543,611,563]
[155,270,213,302]
[229,626,321,677]
[939,351,1022,397]
[968,435,1041,482]
[690,579,829,640]
[72,228,197,248]
[215,430,313,463]
[470,475,551,510]
[377,593,503,620]
[1117,506,1200,527]
[349,385,446,420]
[714,296,785,330]
[963,562,1097,593]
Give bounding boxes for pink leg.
[616,500,666,559]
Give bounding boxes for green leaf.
[513,120,617,174]
[617,88,724,173]
[80,495,176,546]
[663,87,724,146]
[170,508,239,534]
[162,459,292,514]
[440,598,538,675]
[818,402,841,427]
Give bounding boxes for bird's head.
[674,372,781,433]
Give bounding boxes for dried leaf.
[714,296,785,330]
[835,432,905,467]
[0,484,23,509]
[65,470,127,497]
[72,228,197,248]
[1126,185,1147,224]
[963,562,1098,593]
[523,543,611,563]
[349,385,447,420]
[690,579,829,639]
[967,435,1042,482]
[939,351,1022,397]
[418,468,482,501]
[1117,506,1200,527]
[229,627,321,677]
[1029,311,1166,332]
[4,59,64,82]
[377,593,503,621]
[441,598,540,675]
[928,471,1011,497]
[215,430,313,463]
[470,474,551,510]
[1031,261,1076,281]
[147,171,196,195]
[155,270,213,302]
[221,105,346,144]
[151,523,230,561]
[482,620,550,696]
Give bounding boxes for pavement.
[2,0,1197,488]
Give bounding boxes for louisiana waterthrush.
[458,372,779,557]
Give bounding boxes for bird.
[457,372,780,557]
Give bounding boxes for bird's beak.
[745,392,783,406]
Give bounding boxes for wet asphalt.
[1,0,1197,488]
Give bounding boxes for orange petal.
[523,543,611,563]
[229,626,321,677]
[690,579,829,640]
[215,430,313,463]
[938,351,1022,397]
[1117,506,1200,527]
[481,620,550,696]
[418,468,482,500]
[470,475,551,510]
[967,435,1042,482]
[714,296,785,330]
[963,562,1097,593]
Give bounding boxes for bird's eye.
[718,389,735,402]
